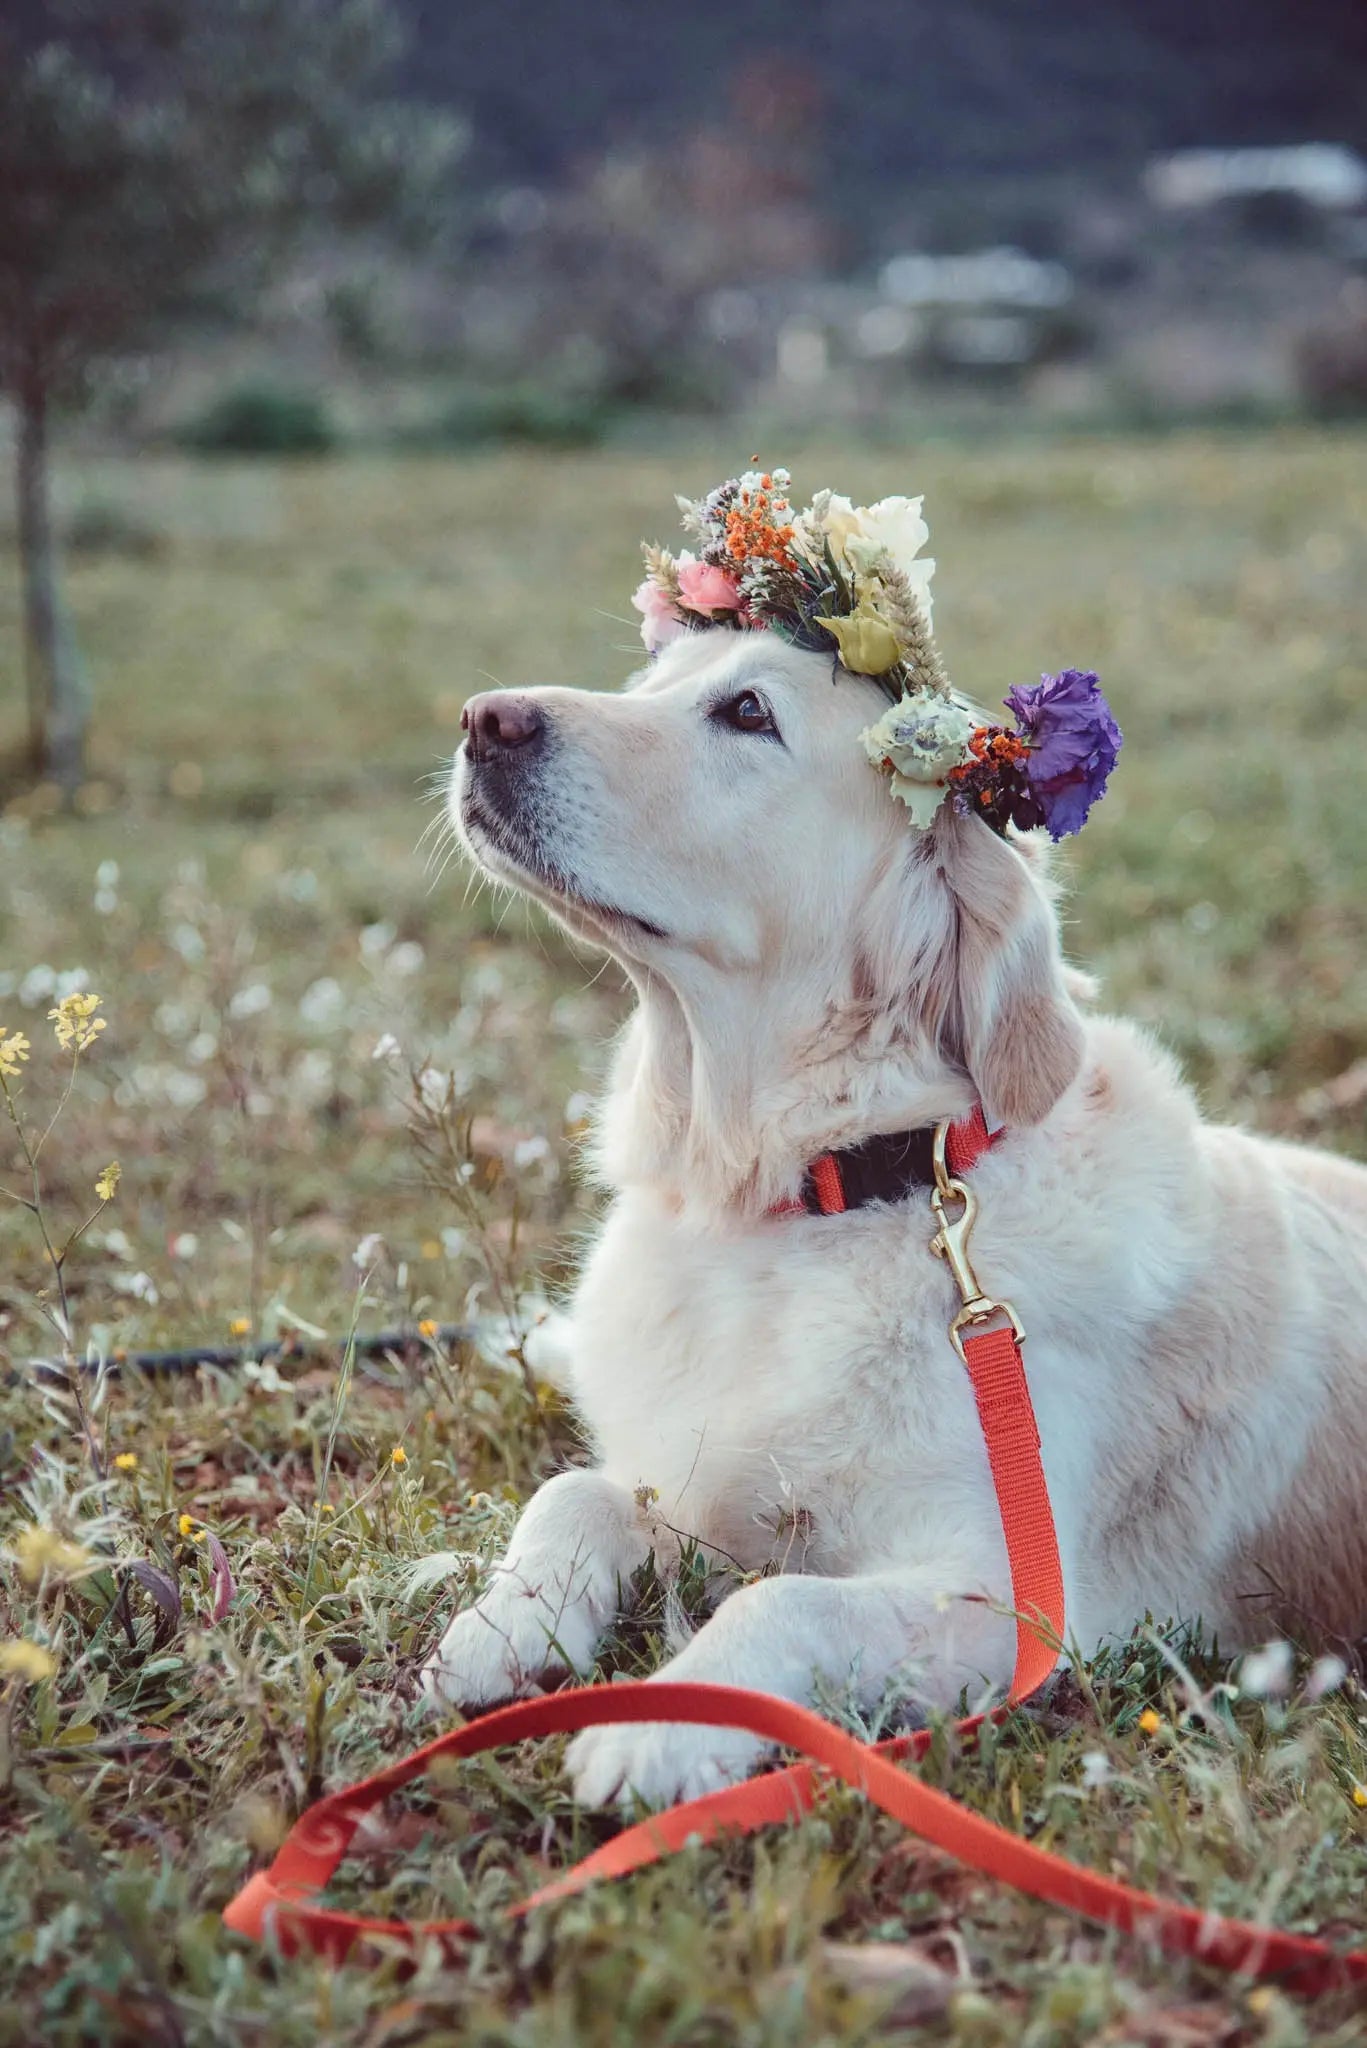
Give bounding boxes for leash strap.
[221,1111,1367,1993]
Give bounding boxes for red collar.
[770,1103,1001,1218]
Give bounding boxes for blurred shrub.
[403,384,611,452]
[65,500,165,558]
[1295,296,1367,416]
[174,381,338,455]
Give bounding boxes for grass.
[0,429,1365,2045]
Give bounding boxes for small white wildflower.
[417,1066,452,1110]
[1306,1653,1349,1701]
[359,921,396,958]
[352,1232,385,1272]
[94,887,119,916]
[371,1032,401,1063]
[242,1358,282,1393]
[19,965,57,1005]
[565,1091,593,1125]
[100,1228,132,1258]
[299,977,344,1026]
[513,1135,550,1170]
[169,923,206,963]
[389,941,425,977]
[291,1049,334,1106]
[168,1232,199,1260]
[186,1031,219,1064]
[95,860,120,889]
[113,1270,160,1305]
[1239,1640,1295,1699]
[440,1226,466,1258]
[1080,1751,1112,1790]
[228,982,272,1019]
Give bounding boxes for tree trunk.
[16,371,88,791]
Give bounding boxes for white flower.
[371,1032,401,1063]
[1079,1750,1112,1790]
[1239,1639,1294,1699]
[169,1232,199,1260]
[389,941,425,977]
[352,1232,385,1272]
[860,688,978,827]
[299,977,344,1026]
[810,493,936,624]
[228,982,272,1020]
[1306,1653,1348,1701]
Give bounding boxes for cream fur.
[423,629,1367,1809]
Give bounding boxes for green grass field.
[1,431,1366,2045]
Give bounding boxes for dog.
[421,625,1367,1810]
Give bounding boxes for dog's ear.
[937,811,1084,1127]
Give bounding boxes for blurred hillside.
[401,0,1367,196]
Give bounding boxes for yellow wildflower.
[1137,1709,1163,1736]
[112,1451,138,1473]
[48,992,106,1053]
[14,1526,94,1584]
[1353,1785,1367,1809]
[228,1317,251,1339]
[178,1513,196,1537]
[0,1639,57,1683]
[191,1528,208,1544]
[417,1318,439,1340]
[95,1162,122,1202]
[320,1503,335,1515]
[0,1028,31,1078]
[390,1445,408,1468]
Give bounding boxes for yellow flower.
[228,1317,251,1339]
[95,1162,121,1202]
[417,1318,439,1340]
[814,605,902,678]
[0,1028,31,1078]
[14,1526,94,1585]
[1138,1709,1163,1736]
[178,1513,196,1537]
[1353,1785,1367,1809]
[112,1451,138,1473]
[48,992,106,1053]
[191,1529,208,1544]
[320,1503,335,1516]
[0,1639,57,1684]
[390,1446,408,1468]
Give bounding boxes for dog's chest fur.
[566,1186,1001,1581]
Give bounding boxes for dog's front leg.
[567,1567,1020,1809]
[421,1470,648,1708]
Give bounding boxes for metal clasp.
[929,1120,1025,1363]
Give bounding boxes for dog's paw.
[566,1717,765,1811]
[420,1585,597,1712]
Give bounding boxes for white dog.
[422,627,1367,1809]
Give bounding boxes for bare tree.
[0,0,461,791]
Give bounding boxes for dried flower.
[1003,671,1123,840]
[95,1162,121,1202]
[0,1028,31,1078]
[48,991,106,1053]
[0,1639,57,1683]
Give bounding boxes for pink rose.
[675,554,742,615]
[632,577,687,654]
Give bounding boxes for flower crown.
[634,467,1121,839]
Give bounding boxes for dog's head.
[452,629,1083,1191]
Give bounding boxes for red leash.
[222,1112,1367,1992]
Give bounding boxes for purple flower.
[1003,670,1122,839]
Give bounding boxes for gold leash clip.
[930,1120,1026,1363]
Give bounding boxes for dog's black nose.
[461,691,546,764]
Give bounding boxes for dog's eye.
[713,690,779,738]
